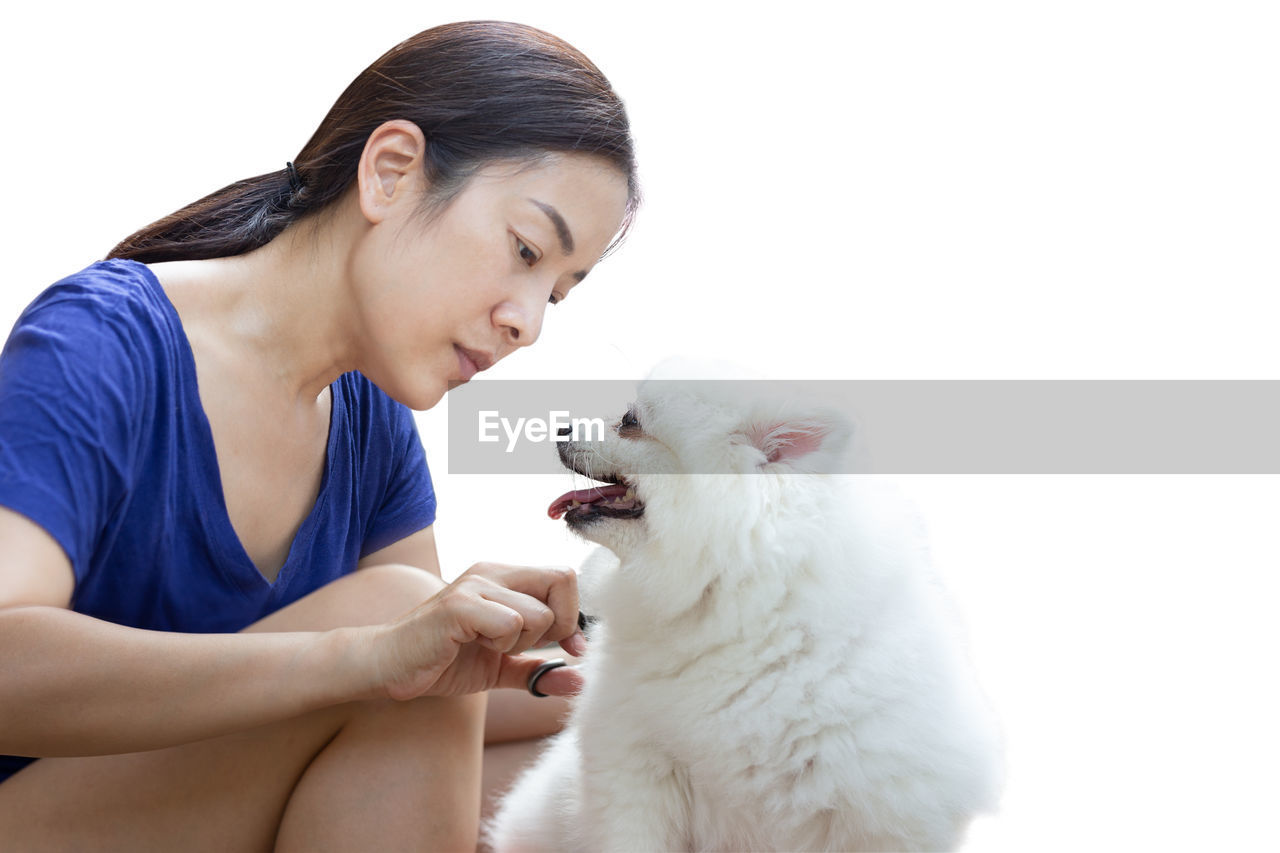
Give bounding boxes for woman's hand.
[365,562,586,701]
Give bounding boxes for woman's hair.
[108,21,639,263]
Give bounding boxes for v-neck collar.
[131,260,339,592]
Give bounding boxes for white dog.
[490,365,1002,852]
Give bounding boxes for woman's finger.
[494,654,584,697]
[446,592,527,654]
[470,582,556,656]
[538,565,581,646]
[464,563,580,647]
[558,630,588,658]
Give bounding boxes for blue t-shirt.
[0,259,437,782]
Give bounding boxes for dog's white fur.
[490,364,1002,852]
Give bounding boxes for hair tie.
[526,659,568,698]
[286,161,303,193]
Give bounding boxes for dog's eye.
[618,407,641,435]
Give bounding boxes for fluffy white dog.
[490,365,1002,852]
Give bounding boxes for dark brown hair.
[108,21,639,263]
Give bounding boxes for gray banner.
[444,380,1280,474]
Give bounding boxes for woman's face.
[349,152,630,410]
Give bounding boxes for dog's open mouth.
[547,478,645,523]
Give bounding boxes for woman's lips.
[455,345,493,380]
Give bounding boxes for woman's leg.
[0,565,490,852]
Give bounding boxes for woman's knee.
[246,564,446,634]
[275,692,487,850]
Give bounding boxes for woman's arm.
[358,524,444,575]
[0,603,367,757]
[0,507,580,759]
[0,506,372,756]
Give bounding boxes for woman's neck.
[147,207,365,405]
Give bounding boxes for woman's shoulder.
[4,259,188,400]
[16,259,180,345]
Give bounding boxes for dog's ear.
[743,409,853,473]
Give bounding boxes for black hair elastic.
[285,161,303,193]
[526,659,568,698]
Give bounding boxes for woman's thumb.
[496,655,584,697]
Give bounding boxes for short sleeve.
[360,403,437,557]
[0,292,146,580]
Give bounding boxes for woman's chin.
[409,383,449,412]
[373,372,449,412]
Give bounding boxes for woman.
[0,21,637,850]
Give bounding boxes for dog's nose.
[557,425,572,438]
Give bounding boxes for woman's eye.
[516,237,538,266]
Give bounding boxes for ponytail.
[109,165,321,262]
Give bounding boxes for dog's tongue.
[548,485,631,519]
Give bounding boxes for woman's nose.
[493,294,546,348]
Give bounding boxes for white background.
[2,2,1278,849]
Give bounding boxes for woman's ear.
[356,119,428,225]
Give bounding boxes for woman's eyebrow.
[529,199,575,255]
